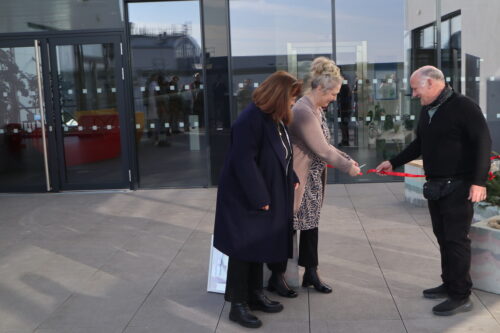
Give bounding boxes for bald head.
[411,66,445,84]
[410,66,446,105]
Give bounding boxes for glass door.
[0,40,51,192]
[48,36,130,190]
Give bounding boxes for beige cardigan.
[289,96,354,213]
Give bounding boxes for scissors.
[358,164,366,169]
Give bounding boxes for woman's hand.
[294,183,300,190]
[261,205,270,211]
[348,164,361,177]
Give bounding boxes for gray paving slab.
[311,319,406,333]
[0,184,499,333]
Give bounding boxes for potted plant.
[470,153,500,294]
[474,153,500,221]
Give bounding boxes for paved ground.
[0,183,498,333]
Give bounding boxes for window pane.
[334,0,408,183]
[229,0,333,119]
[0,0,123,33]
[128,1,209,188]
[441,0,500,152]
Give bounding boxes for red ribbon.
[327,154,500,179]
[326,164,424,177]
[366,169,425,177]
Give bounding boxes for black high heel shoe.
[267,272,298,298]
[248,289,284,313]
[302,267,332,294]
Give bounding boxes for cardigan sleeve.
[290,104,354,174]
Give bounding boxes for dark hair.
[252,71,302,125]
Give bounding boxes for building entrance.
[0,34,131,192]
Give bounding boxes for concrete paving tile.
[127,292,223,331]
[311,319,406,333]
[473,290,500,318]
[121,231,185,262]
[0,283,60,332]
[350,194,404,208]
[358,215,422,231]
[322,195,354,208]
[354,205,413,218]
[346,183,394,197]
[374,249,441,280]
[309,286,400,321]
[366,228,440,259]
[217,297,309,333]
[391,292,492,321]
[404,314,500,333]
[324,184,349,197]
[36,326,123,333]
[97,247,173,293]
[318,253,387,290]
[0,244,54,280]
[148,231,213,296]
[39,271,147,329]
[317,229,368,245]
[125,325,213,333]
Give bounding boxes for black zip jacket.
[390,91,492,186]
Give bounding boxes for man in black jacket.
[376,66,492,316]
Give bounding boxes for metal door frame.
[0,31,134,192]
[47,34,131,191]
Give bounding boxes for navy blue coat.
[213,103,297,263]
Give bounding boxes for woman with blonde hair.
[267,57,360,297]
[214,71,301,328]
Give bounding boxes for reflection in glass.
[128,0,208,187]
[335,0,408,183]
[56,43,123,185]
[229,0,333,119]
[0,0,123,34]
[0,46,47,191]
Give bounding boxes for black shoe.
[267,273,298,298]
[423,284,448,299]
[302,268,332,294]
[229,302,262,328]
[432,297,473,316]
[248,290,284,313]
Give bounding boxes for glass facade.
[0,0,124,33]
[0,0,499,192]
[229,0,333,119]
[0,45,47,191]
[128,1,209,187]
[54,43,124,186]
[333,0,409,183]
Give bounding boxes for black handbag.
[423,178,462,201]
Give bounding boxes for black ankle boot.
[302,267,332,294]
[248,290,284,313]
[267,272,298,298]
[229,302,262,328]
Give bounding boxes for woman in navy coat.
[214,71,301,329]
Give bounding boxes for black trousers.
[268,228,319,273]
[225,257,263,303]
[427,181,473,300]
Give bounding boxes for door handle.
[34,40,52,191]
